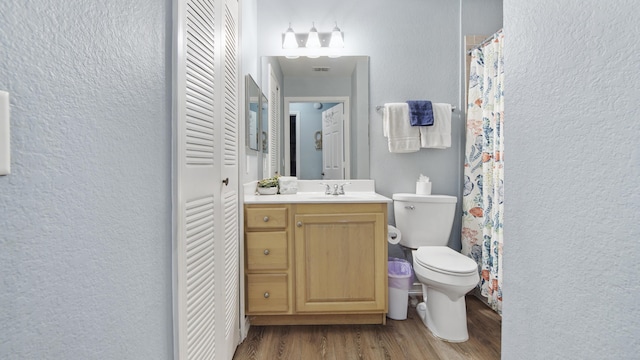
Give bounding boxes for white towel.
[420,103,451,148]
[383,103,420,153]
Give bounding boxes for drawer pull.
[263,249,270,255]
[263,292,270,299]
[263,216,269,222]
[296,221,302,227]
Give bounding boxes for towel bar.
[376,104,456,113]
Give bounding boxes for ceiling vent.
[312,66,330,72]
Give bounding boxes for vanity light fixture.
[281,22,345,57]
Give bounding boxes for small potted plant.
[256,175,279,195]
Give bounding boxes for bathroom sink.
[304,195,363,201]
[295,192,390,203]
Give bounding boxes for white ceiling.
[276,56,359,77]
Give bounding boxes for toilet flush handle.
[405,205,415,210]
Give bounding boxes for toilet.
[393,193,479,342]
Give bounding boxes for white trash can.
[387,258,413,320]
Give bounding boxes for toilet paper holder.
[387,225,402,245]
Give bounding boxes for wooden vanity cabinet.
[244,202,388,325]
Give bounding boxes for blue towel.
[406,100,434,126]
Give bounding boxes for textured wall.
[0,1,173,359]
[241,0,260,182]
[503,1,640,358]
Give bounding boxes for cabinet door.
[294,213,386,313]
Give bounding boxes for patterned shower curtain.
[461,30,504,314]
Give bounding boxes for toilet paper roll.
[388,225,402,245]
[416,181,432,195]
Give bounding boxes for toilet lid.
[414,247,477,275]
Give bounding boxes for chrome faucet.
[337,182,351,195]
[320,182,351,195]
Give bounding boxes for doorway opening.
[289,112,297,177]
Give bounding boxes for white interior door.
[322,103,345,180]
[173,0,239,359]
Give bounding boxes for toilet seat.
[414,246,477,276]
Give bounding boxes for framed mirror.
[245,75,260,151]
[261,56,370,179]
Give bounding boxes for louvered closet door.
[174,0,240,359]
[219,0,240,356]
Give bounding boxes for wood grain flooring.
[233,295,501,360]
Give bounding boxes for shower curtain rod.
[375,105,456,113]
[467,28,503,55]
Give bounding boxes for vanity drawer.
[246,232,288,270]
[246,274,289,313]
[246,207,288,229]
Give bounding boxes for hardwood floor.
[233,295,501,360]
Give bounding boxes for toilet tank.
[392,193,457,249]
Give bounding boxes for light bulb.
[329,23,344,48]
[283,23,298,49]
[306,22,321,49]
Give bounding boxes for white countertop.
[243,179,392,204]
[244,191,392,204]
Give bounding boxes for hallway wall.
[0,1,173,358]
[503,1,640,358]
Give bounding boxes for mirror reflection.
[261,92,268,153]
[245,75,259,151]
[262,56,370,180]
[288,100,345,180]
